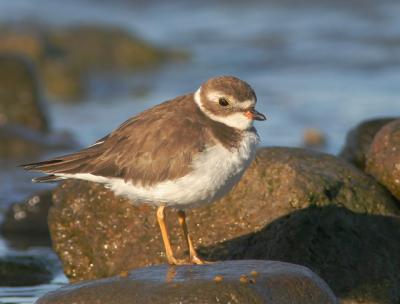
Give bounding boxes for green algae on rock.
[36,260,337,304]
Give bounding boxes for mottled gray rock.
[339,118,397,169]
[36,260,337,304]
[366,119,400,200]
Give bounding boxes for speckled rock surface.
[339,118,397,169]
[36,260,337,304]
[366,120,400,200]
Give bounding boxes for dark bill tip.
[252,109,267,121]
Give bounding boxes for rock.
[0,54,80,158]
[0,55,48,132]
[48,147,399,284]
[45,25,166,71]
[0,26,43,61]
[42,25,168,100]
[0,55,73,157]
[43,63,85,101]
[339,118,397,169]
[303,128,326,148]
[0,24,170,100]
[0,256,53,286]
[208,206,400,304]
[0,191,52,248]
[366,120,400,200]
[0,122,78,158]
[36,260,337,304]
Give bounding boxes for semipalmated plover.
[23,76,266,265]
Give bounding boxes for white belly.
[59,131,259,209]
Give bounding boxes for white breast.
[58,131,259,209]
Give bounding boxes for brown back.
[28,94,246,186]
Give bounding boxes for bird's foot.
[167,256,190,265]
[167,255,212,265]
[190,254,212,265]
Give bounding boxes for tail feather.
[22,157,84,173]
[21,143,105,182]
[32,174,66,183]
[23,155,94,174]
[21,159,64,171]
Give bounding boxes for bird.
[22,75,266,265]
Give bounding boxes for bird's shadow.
[199,205,400,303]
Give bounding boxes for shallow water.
[1,0,400,302]
[0,275,66,304]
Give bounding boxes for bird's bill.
[244,108,267,121]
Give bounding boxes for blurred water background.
[0,0,399,302]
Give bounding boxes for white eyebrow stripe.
[206,90,235,103]
[206,91,255,109]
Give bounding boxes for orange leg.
[177,210,207,264]
[156,206,186,265]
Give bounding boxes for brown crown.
[201,76,256,102]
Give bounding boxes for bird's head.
[194,76,266,130]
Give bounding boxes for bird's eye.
[219,98,229,107]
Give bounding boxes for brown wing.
[23,94,213,186]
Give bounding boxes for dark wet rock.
[0,24,171,100]
[36,260,337,304]
[339,118,397,169]
[0,255,53,286]
[366,120,400,200]
[0,122,78,158]
[47,147,399,284]
[1,190,52,248]
[208,206,400,304]
[0,55,48,132]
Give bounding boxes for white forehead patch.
[194,88,254,130]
